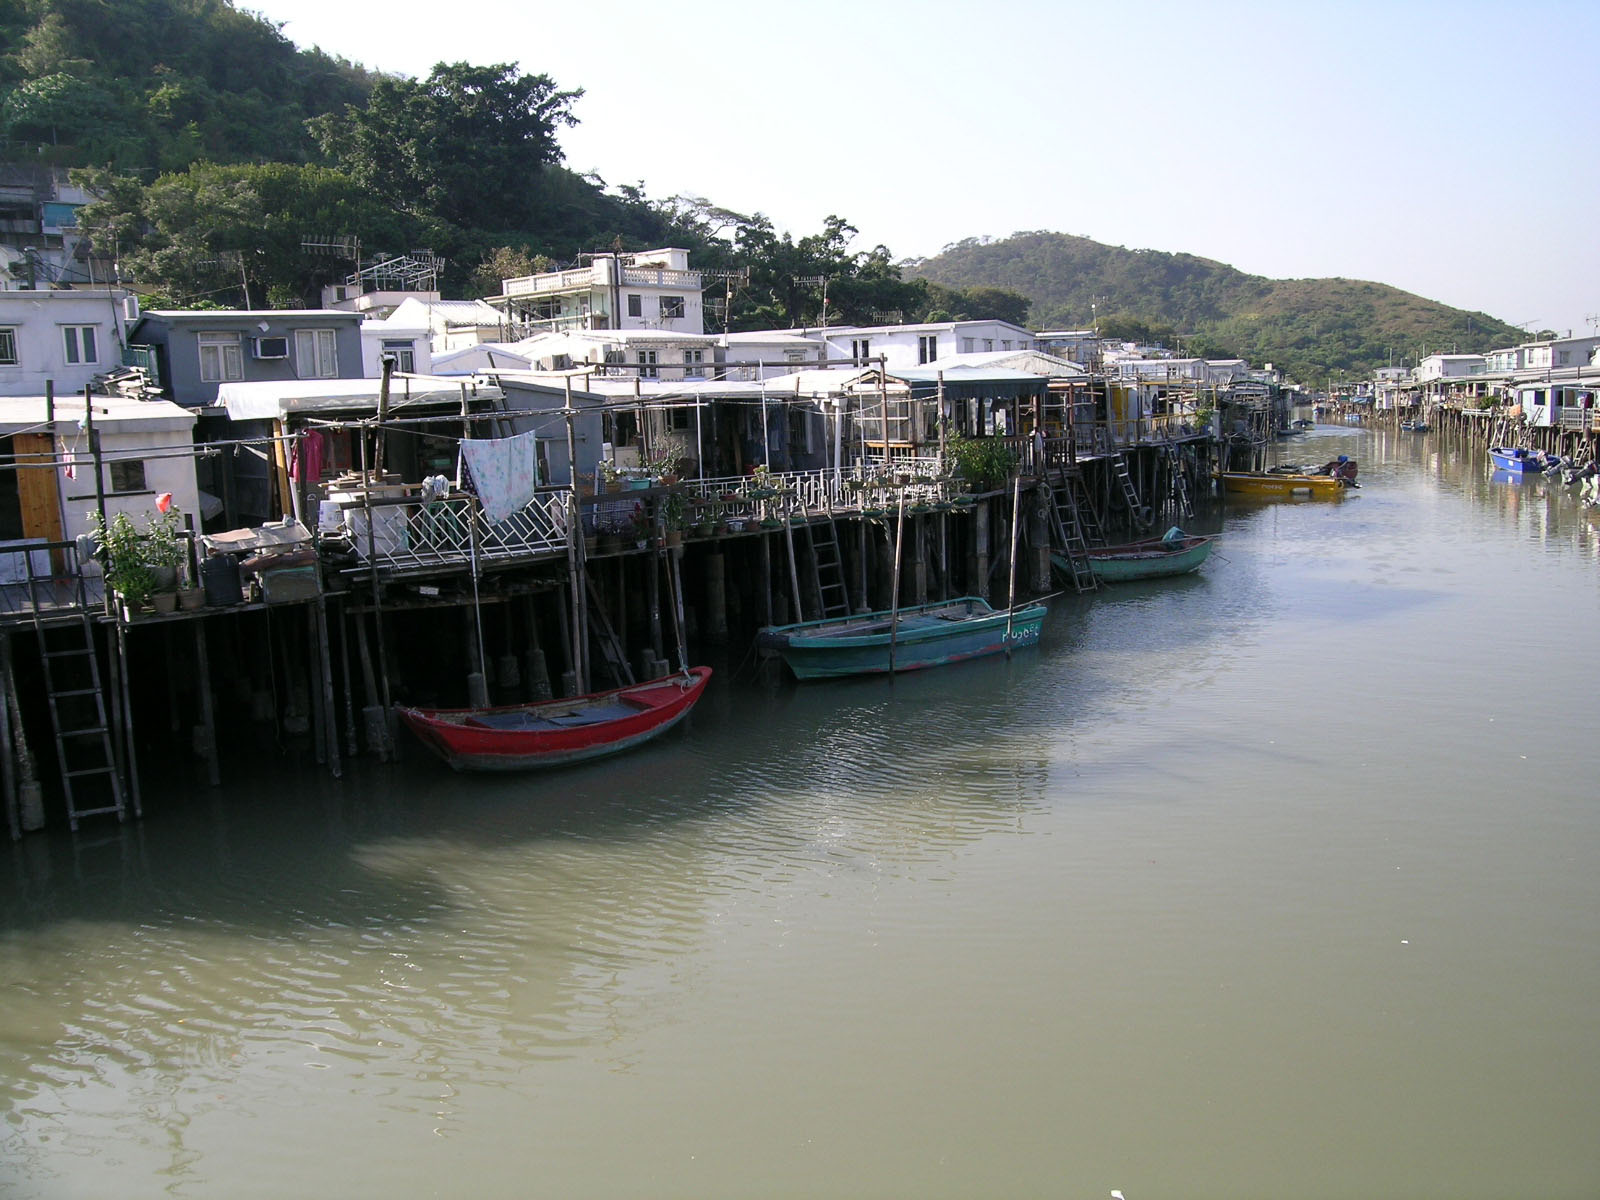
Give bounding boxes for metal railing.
[341,489,570,574]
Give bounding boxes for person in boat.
[1318,455,1357,483]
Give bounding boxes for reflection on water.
[3,427,1598,1199]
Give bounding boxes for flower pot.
[150,565,179,591]
[152,591,178,615]
[178,587,206,611]
[665,530,683,548]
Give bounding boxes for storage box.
[259,565,320,604]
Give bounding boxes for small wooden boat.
[757,596,1046,680]
[1084,530,1215,582]
[1399,420,1430,432]
[1219,471,1349,499]
[397,668,712,771]
[1488,446,1546,474]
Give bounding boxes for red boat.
[397,668,712,771]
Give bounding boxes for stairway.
[25,548,127,831]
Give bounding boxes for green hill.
[906,232,1523,384]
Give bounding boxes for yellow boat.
[1218,471,1349,499]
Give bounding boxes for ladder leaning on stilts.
[24,544,127,831]
[1046,471,1099,593]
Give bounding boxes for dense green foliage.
[908,232,1524,384]
[0,0,375,169]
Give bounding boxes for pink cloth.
[291,430,326,483]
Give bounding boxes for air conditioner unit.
[252,335,289,360]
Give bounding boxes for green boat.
[757,596,1047,680]
[1054,529,1215,584]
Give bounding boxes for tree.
[309,62,580,232]
[74,161,435,307]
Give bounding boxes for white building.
[359,309,434,377]
[0,289,137,397]
[385,297,506,353]
[489,248,705,337]
[1414,353,1486,383]
[0,392,201,581]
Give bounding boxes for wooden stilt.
[115,621,142,818]
[192,619,220,787]
[313,597,341,780]
[1,634,20,839]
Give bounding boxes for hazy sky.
[246,0,1598,337]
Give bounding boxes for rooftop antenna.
[793,275,831,330]
[699,266,748,334]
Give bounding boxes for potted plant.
[142,506,185,595]
[597,460,622,494]
[94,512,156,615]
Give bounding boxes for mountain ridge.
[904,231,1524,383]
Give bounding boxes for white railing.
[501,267,598,297]
[619,267,701,289]
[342,490,569,573]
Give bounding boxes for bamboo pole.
[888,491,906,675]
[1005,475,1022,658]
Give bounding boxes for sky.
[245,0,1599,337]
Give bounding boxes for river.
[3,423,1598,1199]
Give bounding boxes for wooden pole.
[888,491,906,674]
[192,620,220,786]
[1005,475,1022,658]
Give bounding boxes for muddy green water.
[3,425,1598,1199]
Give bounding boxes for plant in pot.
[143,507,185,605]
[94,513,155,614]
[662,492,688,547]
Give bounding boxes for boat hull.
[1086,534,1215,582]
[1488,447,1543,474]
[760,597,1046,680]
[397,668,712,771]
[1220,471,1347,499]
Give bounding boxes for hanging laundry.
[291,429,327,483]
[460,431,539,523]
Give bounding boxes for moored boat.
[1488,446,1547,474]
[1083,529,1215,582]
[397,668,712,771]
[1219,470,1349,499]
[758,596,1046,680]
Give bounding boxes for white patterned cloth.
[460,433,538,523]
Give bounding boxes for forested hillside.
[908,232,1525,383]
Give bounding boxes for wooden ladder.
[583,575,635,687]
[805,515,852,618]
[1047,473,1099,593]
[1164,442,1193,521]
[1111,453,1151,528]
[25,548,127,831]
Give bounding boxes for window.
[626,294,642,318]
[659,296,685,320]
[0,327,17,366]
[983,339,994,352]
[198,332,243,382]
[669,406,692,431]
[382,339,415,373]
[851,338,872,362]
[63,325,99,365]
[529,297,560,321]
[108,459,147,493]
[637,349,658,379]
[1001,340,1012,351]
[295,328,338,379]
[960,338,975,353]
[683,349,704,373]
[917,334,938,364]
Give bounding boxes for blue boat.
[1488,446,1546,474]
[758,596,1046,680]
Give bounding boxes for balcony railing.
[619,267,701,289]
[340,489,570,576]
[500,267,599,297]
